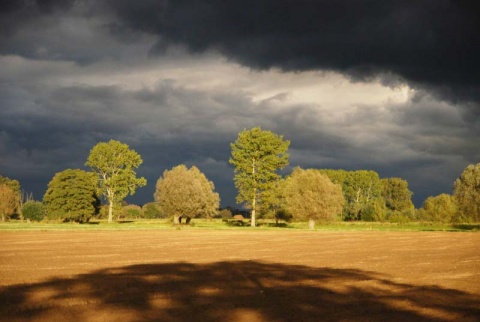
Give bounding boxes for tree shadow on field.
[1,261,479,322]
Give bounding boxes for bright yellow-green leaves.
[86,140,147,223]
[284,168,345,229]
[454,162,480,222]
[43,169,100,222]
[154,164,220,224]
[229,127,290,226]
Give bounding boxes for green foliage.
[219,208,232,220]
[43,169,101,223]
[0,175,21,195]
[85,140,147,223]
[453,162,480,222]
[229,127,290,226]
[387,211,411,224]
[22,201,45,222]
[155,164,220,224]
[284,168,345,229]
[122,204,143,219]
[418,194,458,223]
[381,177,414,212]
[143,202,166,219]
[0,184,20,222]
[318,169,382,220]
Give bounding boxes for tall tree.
[284,168,345,229]
[43,169,101,222]
[229,127,290,227]
[453,162,480,222]
[381,177,414,212]
[154,164,220,224]
[85,140,147,223]
[0,184,20,222]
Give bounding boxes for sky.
[1,0,479,208]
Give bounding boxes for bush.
[387,211,410,224]
[22,201,45,222]
[143,202,166,219]
[122,204,143,219]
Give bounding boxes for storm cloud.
[1,0,479,207]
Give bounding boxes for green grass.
[0,219,478,232]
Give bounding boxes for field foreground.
[0,230,479,321]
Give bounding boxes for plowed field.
[1,230,479,321]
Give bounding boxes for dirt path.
[1,230,479,321]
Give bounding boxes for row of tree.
[1,128,479,226]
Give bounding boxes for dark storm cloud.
[102,0,480,105]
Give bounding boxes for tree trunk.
[308,218,315,230]
[173,214,180,225]
[108,200,113,223]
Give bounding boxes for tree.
[154,165,220,224]
[22,201,45,222]
[420,194,458,223]
[318,169,383,220]
[381,177,414,212]
[0,175,21,221]
[143,202,166,219]
[229,127,290,227]
[0,184,20,222]
[43,169,101,222]
[86,140,147,223]
[284,168,345,229]
[453,163,480,222]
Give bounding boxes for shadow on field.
[1,261,479,321]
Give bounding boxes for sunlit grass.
[0,219,478,232]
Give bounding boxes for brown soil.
[0,230,479,321]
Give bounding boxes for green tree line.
[1,130,479,225]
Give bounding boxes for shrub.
[22,201,45,222]
[122,204,143,219]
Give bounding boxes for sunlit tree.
[43,169,101,222]
[229,127,289,227]
[86,140,147,223]
[453,162,480,222]
[284,168,345,229]
[155,165,220,224]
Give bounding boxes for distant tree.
[229,127,290,227]
[381,177,414,212]
[0,175,21,195]
[43,169,101,222]
[122,204,143,219]
[86,140,147,223]
[284,168,345,229]
[420,194,458,223]
[22,201,45,222]
[143,202,166,219]
[453,163,480,222]
[154,165,220,224]
[319,169,382,220]
[0,184,20,222]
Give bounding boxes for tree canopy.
[0,184,20,222]
[85,140,147,223]
[155,164,220,224]
[229,127,290,226]
[453,162,480,222]
[43,169,101,222]
[381,177,414,212]
[284,168,345,229]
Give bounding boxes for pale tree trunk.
[308,218,315,230]
[108,200,114,223]
[251,186,257,227]
[173,214,180,225]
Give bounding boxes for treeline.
[0,128,479,226]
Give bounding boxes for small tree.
[229,127,290,227]
[381,177,414,213]
[453,163,480,222]
[0,184,20,222]
[143,202,166,219]
[86,140,147,223]
[22,201,45,222]
[285,168,345,229]
[155,165,220,224]
[420,194,458,223]
[43,169,101,222]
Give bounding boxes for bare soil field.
[0,230,479,321]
